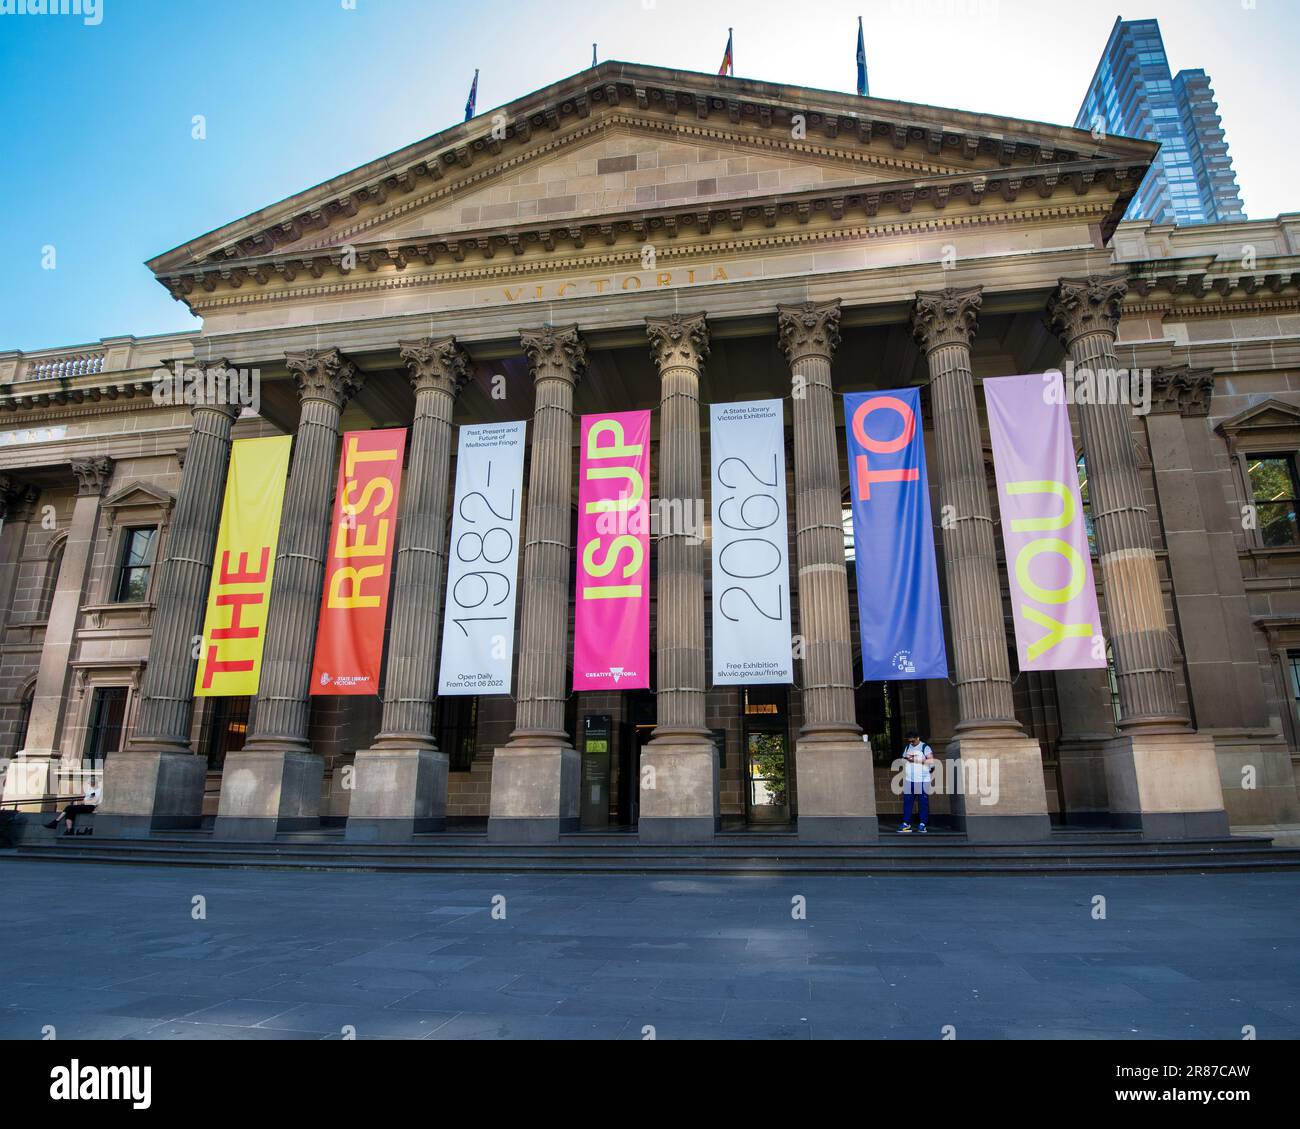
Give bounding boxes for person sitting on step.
[44,782,102,836]
[898,730,934,835]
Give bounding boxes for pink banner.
[984,373,1106,672]
[573,410,651,691]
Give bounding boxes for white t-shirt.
[902,743,933,784]
[84,785,103,806]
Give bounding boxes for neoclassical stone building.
[2,63,1298,842]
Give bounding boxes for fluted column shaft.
[911,289,1021,734]
[511,325,586,741]
[243,349,363,752]
[374,339,466,741]
[1048,278,1187,732]
[779,301,860,739]
[647,314,709,738]
[130,396,240,754]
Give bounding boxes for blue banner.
[844,388,948,681]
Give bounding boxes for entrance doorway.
[742,686,791,825]
[618,689,655,828]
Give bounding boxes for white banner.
[710,399,793,684]
[438,421,526,696]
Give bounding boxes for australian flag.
[464,69,479,121]
[857,17,869,97]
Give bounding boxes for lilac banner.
[983,373,1106,672]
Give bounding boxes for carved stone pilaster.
[777,300,842,364]
[399,336,470,396]
[71,456,114,497]
[910,287,982,355]
[1046,276,1129,348]
[519,324,587,386]
[646,312,710,371]
[1148,366,1216,418]
[284,347,363,408]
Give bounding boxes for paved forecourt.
[2,860,1298,1040]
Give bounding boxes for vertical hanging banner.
[710,399,793,684]
[984,373,1106,671]
[844,388,948,681]
[574,410,651,691]
[439,421,527,696]
[310,428,407,695]
[194,435,292,697]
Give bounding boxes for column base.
[97,749,207,837]
[638,736,718,844]
[344,744,448,842]
[795,737,878,843]
[1207,729,1300,827]
[947,735,1052,842]
[487,743,580,843]
[214,747,323,841]
[0,753,57,811]
[1104,731,1230,839]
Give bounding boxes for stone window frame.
[36,533,67,623]
[64,660,144,764]
[92,483,175,609]
[1255,618,1300,752]
[1215,398,1300,554]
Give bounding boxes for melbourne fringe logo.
[0,0,103,25]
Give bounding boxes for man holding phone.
[898,730,934,834]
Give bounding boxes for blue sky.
[1,0,1296,352]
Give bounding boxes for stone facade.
[2,63,1298,839]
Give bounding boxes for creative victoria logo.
[891,650,917,675]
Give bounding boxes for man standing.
[898,730,934,834]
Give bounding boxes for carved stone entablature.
[519,324,588,386]
[646,313,710,373]
[71,456,114,497]
[910,286,983,355]
[398,337,470,397]
[1148,366,1216,418]
[777,300,842,364]
[1046,276,1129,348]
[100,481,176,531]
[1215,397,1300,457]
[284,347,364,410]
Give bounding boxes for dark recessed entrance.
[743,685,790,825]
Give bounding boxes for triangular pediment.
[102,481,174,513]
[1218,398,1300,436]
[149,61,1156,284]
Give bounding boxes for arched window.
[38,538,65,620]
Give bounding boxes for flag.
[718,28,733,76]
[857,17,869,97]
[592,43,597,68]
[464,69,478,121]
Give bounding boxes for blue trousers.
[903,781,929,826]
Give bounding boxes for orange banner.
[194,436,292,698]
[310,428,407,695]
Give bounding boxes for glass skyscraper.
[1076,18,1246,226]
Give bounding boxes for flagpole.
[729,27,734,75]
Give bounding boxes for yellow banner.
[194,435,292,697]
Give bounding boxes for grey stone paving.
[2,860,1298,1040]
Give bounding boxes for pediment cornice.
[148,61,1155,284]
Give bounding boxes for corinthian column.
[1047,277,1227,838]
[778,300,876,842]
[215,347,363,840]
[911,288,1049,841]
[101,377,241,836]
[488,325,586,843]
[640,313,717,843]
[346,337,467,842]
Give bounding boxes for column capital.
[1047,276,1128,348]
[399,336,470,397]
[910,286,983,354]
[285,347,364,409]
[645,312,710,373]
[0,478,38,523]
[777,300,842,364]
[1149,365,1216,418]
[519,324,587,385]
[71,456,114,497]
[188,358,242,422]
